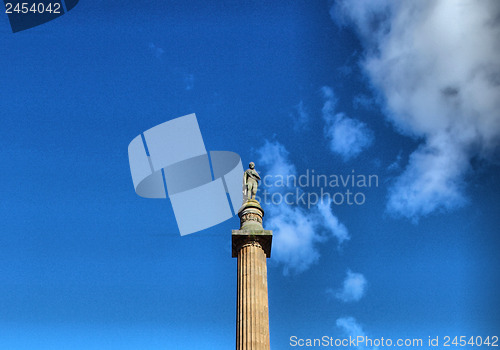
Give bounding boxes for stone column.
[232,199,272,350]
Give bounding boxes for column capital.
[232,230,272,258]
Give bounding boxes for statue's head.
[249,162,255,169]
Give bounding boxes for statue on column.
[243,162,261,201]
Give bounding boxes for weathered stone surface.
[235,241,270,350]
[238,199,264,230]
[233,198,272,350]
[232,230,272,258]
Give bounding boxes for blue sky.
[1,1,499,349]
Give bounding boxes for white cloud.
[317,199,350,244]
[321,86,374,161]
[333,270,367,302]
[387,136,468,218]
[336,317,376,350]
[257,140,296,187]
[257,140,349,275]
[266,204,326,275]
[336,317,365,339]
[331,0,500,220]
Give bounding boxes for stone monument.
[232,162,272,350]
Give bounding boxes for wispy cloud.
[257,140,349,275]
[336,317,375,350]
[256,140,296,194]
[331,0,500,220]
[330,269,367,302]
[184,74,194,91]
[148,42,164,59]
[292,100,310,131]
[353,94,376,110]
[387,151,402,172]
[321,86,374,161]
[317,199,350,243]
[336,317,365,339]
[265,203,330,275]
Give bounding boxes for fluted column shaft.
[236,240,270,350]
[233,199,272,350]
